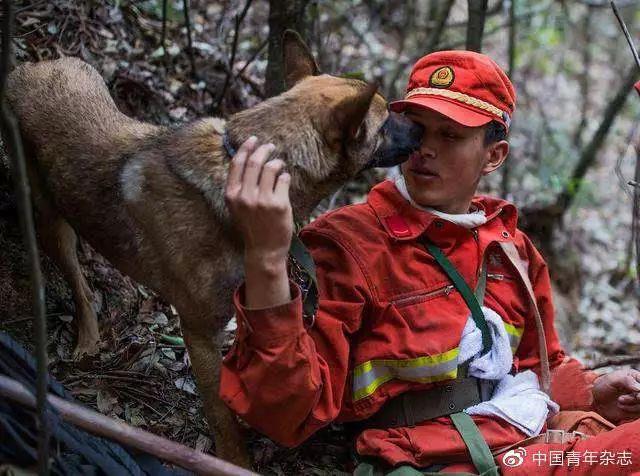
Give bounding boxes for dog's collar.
[222,130,237,158]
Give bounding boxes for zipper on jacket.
[392,284,455,307]
[487,273,514,281]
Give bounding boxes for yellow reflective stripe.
[353,347,460,376]
[353,369,458,402]
[353,374,394,402]
[503,321,524,338]
[352,322,525,401]
[503,321,524,353]
[352,348,459,401]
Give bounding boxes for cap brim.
[389,95,494,128]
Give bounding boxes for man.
[221,51,640,474]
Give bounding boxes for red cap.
[389,50,516,131]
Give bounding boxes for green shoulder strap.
[475,256,487,304]
[422,239,492,356]
[450,412,500,476]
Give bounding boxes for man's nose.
[418,133,436,158]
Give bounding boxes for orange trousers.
[438,418,640,475]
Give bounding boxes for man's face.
[400,107,508,214]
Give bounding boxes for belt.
[351,376,495,432]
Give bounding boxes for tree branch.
[587,355,640,370]
[182,0,197,78]
[0,375,257,476]
[555,66,639,217]
[426,0,455,52]
[213,0,254,113]
[501,0,517,197]
[572,6,593,148]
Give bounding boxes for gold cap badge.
[429,66,454,88]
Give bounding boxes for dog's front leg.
[181,317,251,468]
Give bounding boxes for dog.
[4,31,423,466]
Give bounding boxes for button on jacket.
[220,179,598,468]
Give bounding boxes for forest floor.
[1,1,639,475]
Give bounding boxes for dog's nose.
[365,112,425,169]
[393,112,423,141]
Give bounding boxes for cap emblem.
[429,66,454,88]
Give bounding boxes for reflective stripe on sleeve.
[352,348,459,401]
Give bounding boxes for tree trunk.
[265,0,311,98]
[426,0,456,53]
[466,0,488,53]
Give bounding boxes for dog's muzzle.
[362,112,424,170]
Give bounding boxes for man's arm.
[221,138,369,446]
[224,136,292,309]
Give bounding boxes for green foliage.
[136,0,182,22]
[341,71,366,81]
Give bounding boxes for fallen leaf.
[195,433,212,453]
[174,377,197,395]
[153,312,169,326]
[96,390,117,414]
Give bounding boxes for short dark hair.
[484,120,507,146]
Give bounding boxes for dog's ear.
[334,83,378,141]
[283,30,319,89]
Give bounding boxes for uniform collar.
[367,179,518,241]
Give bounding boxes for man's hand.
[592,368,640,423]
[225,136,293,308]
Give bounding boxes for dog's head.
[228,31,423,216]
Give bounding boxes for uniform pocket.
[391,284,457,308]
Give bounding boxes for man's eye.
[442,131,458,139]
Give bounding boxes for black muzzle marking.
[362,112,424,170]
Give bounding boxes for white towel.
[460,307,560,437]
[466,370,560,436]
[392,175,487,228]
[458,306,513,380]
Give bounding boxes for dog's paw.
[72,336,100,360]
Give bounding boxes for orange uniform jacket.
[220,180,599,468]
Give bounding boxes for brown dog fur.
[4,33,420,466]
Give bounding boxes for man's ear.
[283,30,319,90]
[482,140,509,175]
[333,83,378,142]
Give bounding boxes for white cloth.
[460,307,560,437]
[466,371,560,437]
[393,175,487,228]
[458,306,513,380]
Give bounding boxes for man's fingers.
[624,373,640,392]
[242,143,275,191]
[274,172,291,204]
[226,136,258,195]
[259,159,286,196]
[619,392,640,403]
[617,402,640,413]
